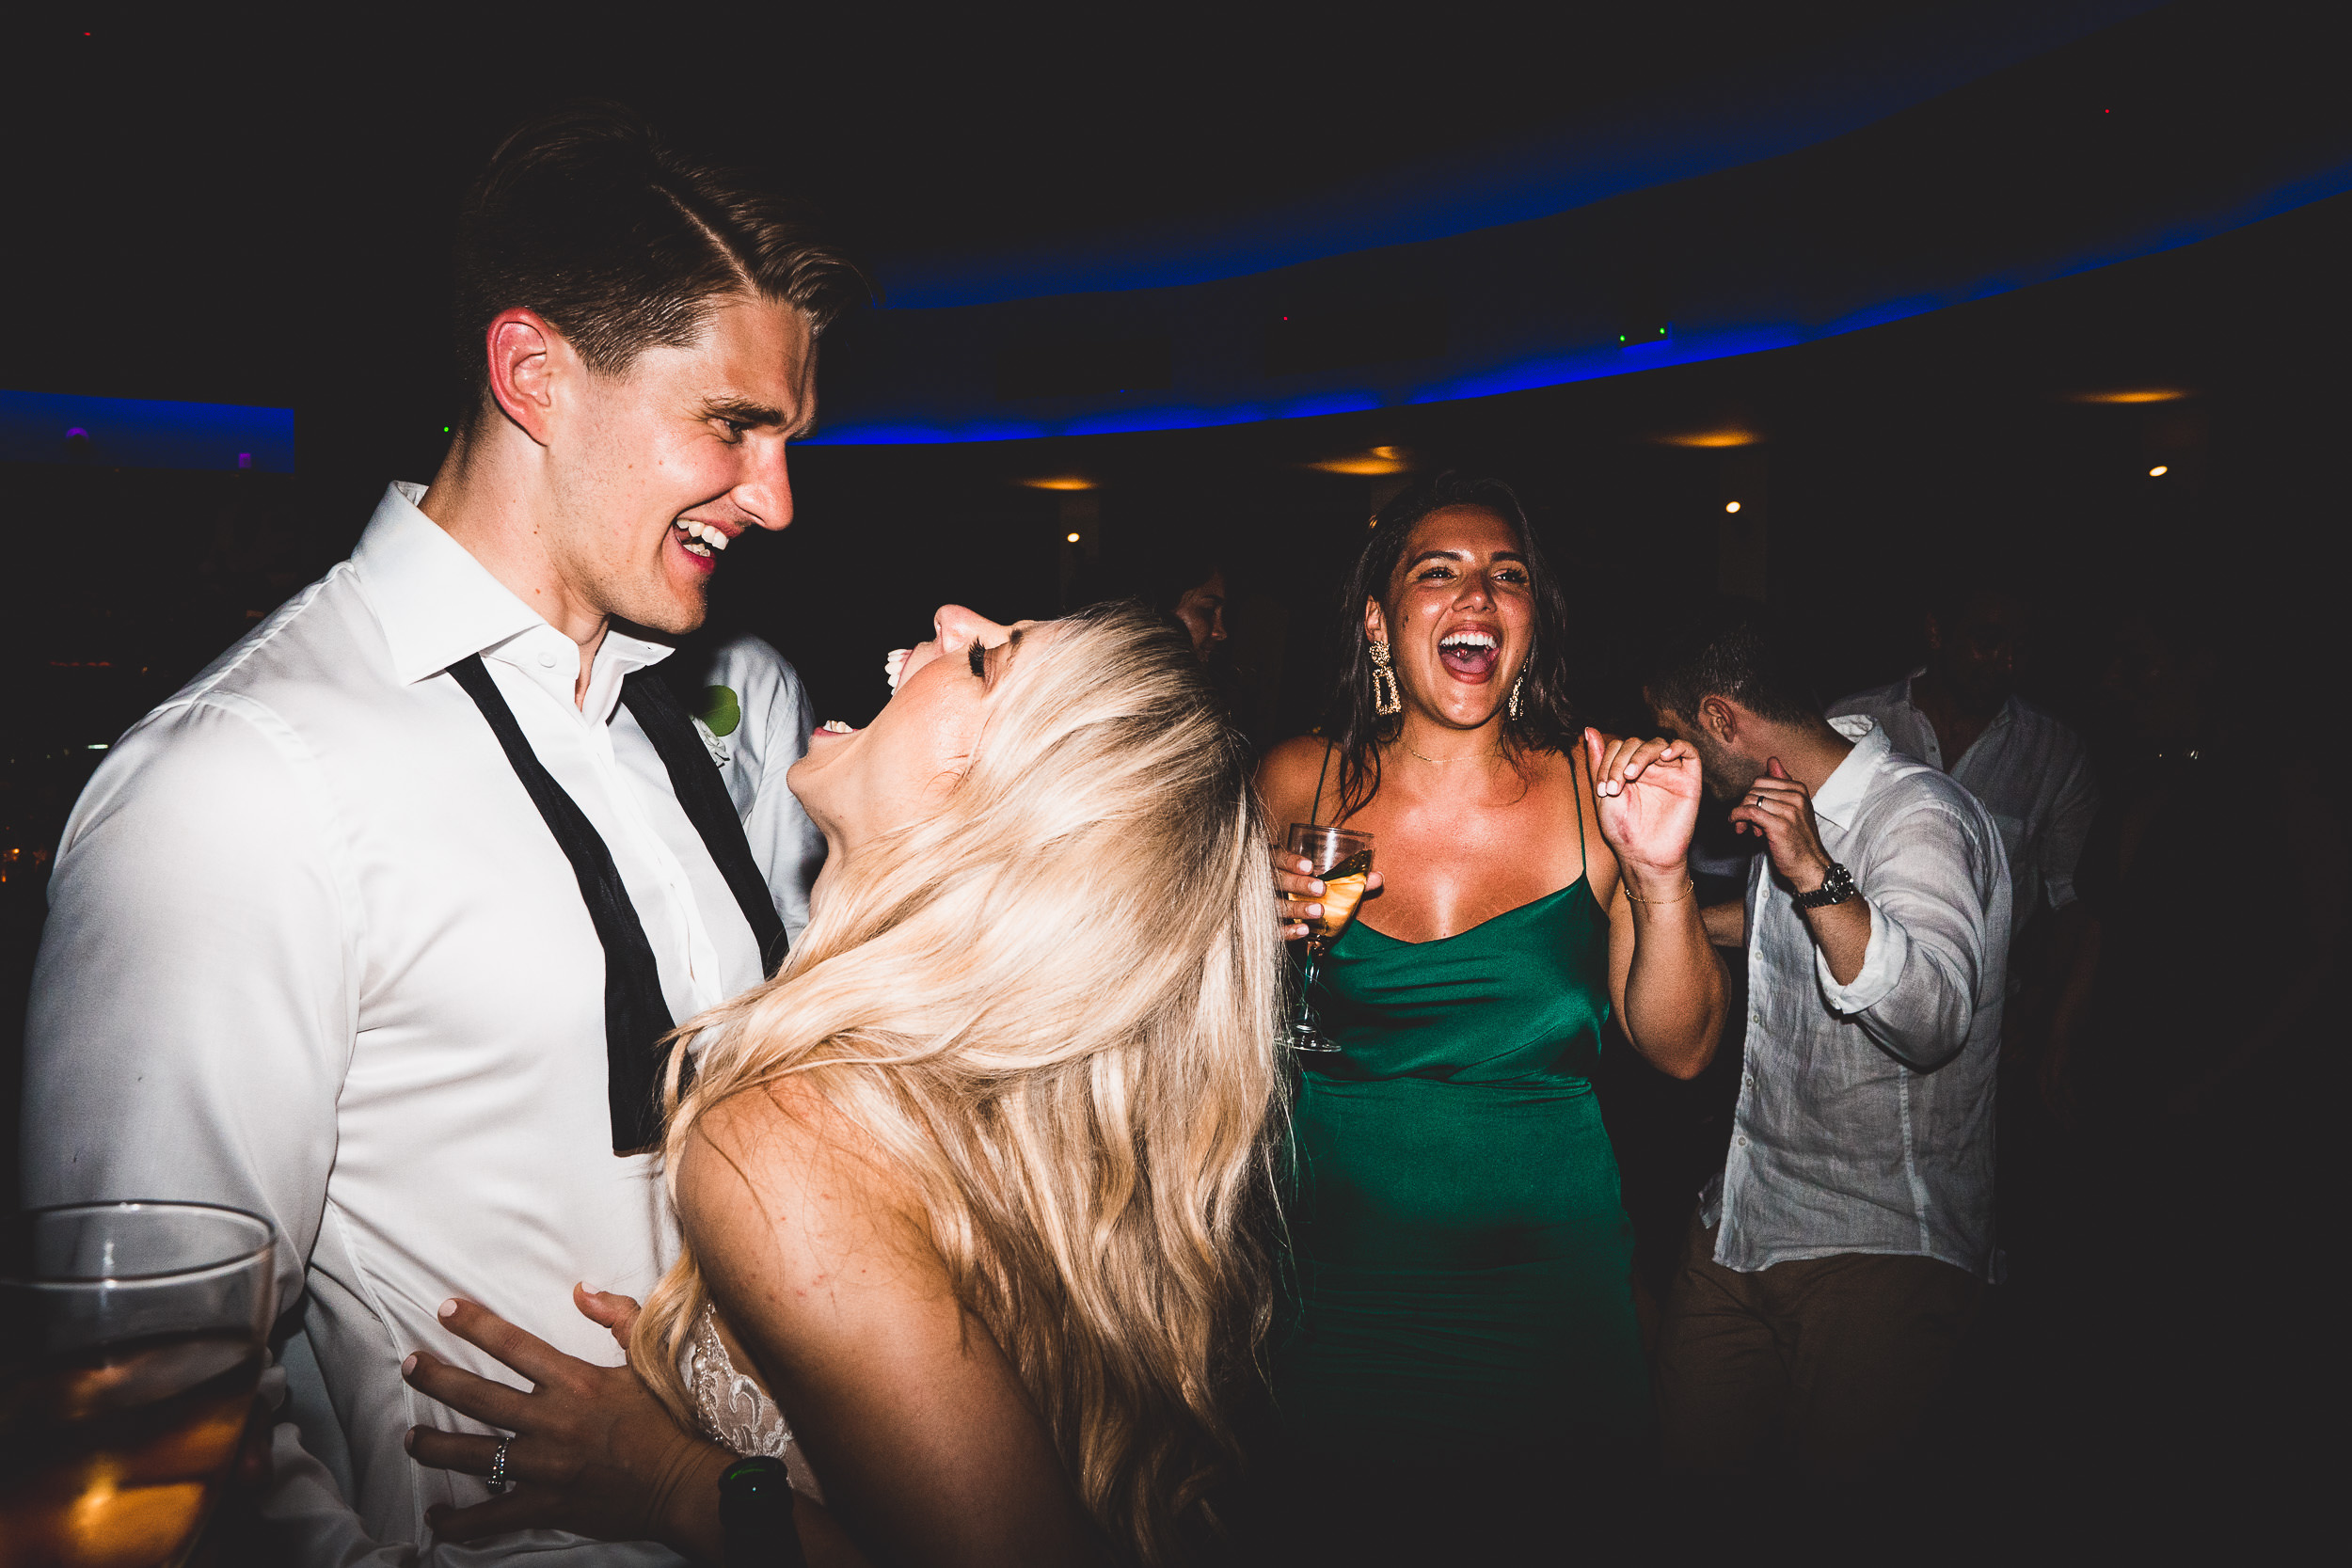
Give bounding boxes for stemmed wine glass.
[1283,824,1375,1053]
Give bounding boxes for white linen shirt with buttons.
[1703,717,2012,1277]
[1830,670,2097,930]
[21,483,810,1565]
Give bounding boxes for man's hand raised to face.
[1729,756,1870,985]
[1726,757,1834,894]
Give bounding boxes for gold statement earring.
[1369,639,1403,716]
[1507,671,1526,721]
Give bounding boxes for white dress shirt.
[1830,671,2097,928]
[1703,718,2012,1277]
[22,483,816,1564]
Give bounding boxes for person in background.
[2063,610,2338,1130]
[1082,537,1232,663]
[1163,562,1231,663]
[1255,473,1724,1556]
[1828,580,2095,1053]
[21,104,866,1564]
[670,628,828,943]
[1647,604,2010,1487]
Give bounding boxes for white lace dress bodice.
[681,1303,824,1501]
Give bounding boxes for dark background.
[4,5,2344,1536]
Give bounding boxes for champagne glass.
[0,1202,278,1568]
[1283,824,1375,1053]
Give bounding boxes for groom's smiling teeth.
[674,519,730,558]
[1438,627,1501,679]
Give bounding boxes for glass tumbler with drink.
[1283,823,1375,1053]
[1,1202,278,1568]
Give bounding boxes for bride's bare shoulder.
[676,1079,931,1276]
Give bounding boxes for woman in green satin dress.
[1255,475,1725,1544]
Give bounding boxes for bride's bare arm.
[679,1085,1109,1568]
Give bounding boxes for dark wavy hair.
[1318,472,1580,822]
[453,102,872,411]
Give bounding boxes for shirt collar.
[1900,667,2022,741]
[349,483,675,707]
[1815,716,1891,832]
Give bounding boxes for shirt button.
[1743,1073,1755,1086]
[537,650,558,669]
[1736,1135,1749,1148]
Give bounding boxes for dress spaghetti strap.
[1573,739,1589,885]
[1311,738,1336,825]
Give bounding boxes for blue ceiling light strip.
[0,389,294,471]
[876,0,2165,309]
[803,3,2348,449]
[807,171,2352,448]
[811,391,1390,447]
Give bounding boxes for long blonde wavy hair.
[631,600,1286,1563]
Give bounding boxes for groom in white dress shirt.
[20,105,864,1563]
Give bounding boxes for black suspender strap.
[620,669,790,976]
[448,654,789,1154]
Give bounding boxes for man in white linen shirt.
[21,105,865,1564]
[1644,606,2010,1483]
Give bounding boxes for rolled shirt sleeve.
[1813,802,2006,1071]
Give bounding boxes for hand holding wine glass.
[1280,825,1375,1053]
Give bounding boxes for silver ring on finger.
[486,1437,513,1495]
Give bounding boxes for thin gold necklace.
[1400,739,1500,766]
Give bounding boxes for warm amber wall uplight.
[1022,476,1097,491]
[1311,453,1410,475]
[2065,388,2193,404]
[1653,428,1761,449]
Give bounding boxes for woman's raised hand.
[1273,847,1384,942]
[1583,727,1704,887]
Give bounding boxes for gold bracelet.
[1623,877,1694,907]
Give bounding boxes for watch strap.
[1794,862,1856,909]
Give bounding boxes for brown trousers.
[1654,1217,1981,1482]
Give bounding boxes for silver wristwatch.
[1793,862,1856,910]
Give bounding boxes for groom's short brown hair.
[451,102,869,412]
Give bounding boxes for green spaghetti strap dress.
[1270,752,1653,1473]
